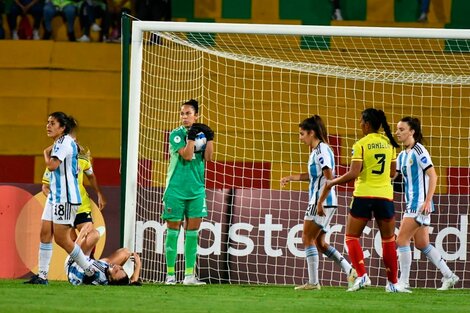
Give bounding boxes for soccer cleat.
[165,275,176,285]
[347,268,358,289]
[437,274,459,291]
[24,274,48,285]
[396,281,411,291]
[183,275,206,286]
[347,274,371,292]
[294,283,321,290]
[385,281,412,293]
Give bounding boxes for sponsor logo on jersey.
[319,156,324,164]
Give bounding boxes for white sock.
[38,242,53,279]
[324,245,352,275]
[70,243,94,276]
[306,246,319,285]
[398,245,411,284]
[421,244,453,278]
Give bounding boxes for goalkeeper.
[162,99,214,285]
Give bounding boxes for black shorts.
[74,212,93,227]
[350,197,395,221]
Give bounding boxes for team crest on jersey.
[174,136,181,143]
[420,156,428,164]
[409,159,413,165]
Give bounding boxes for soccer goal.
[122,20,470,288]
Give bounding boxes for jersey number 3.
[372,153,386,175]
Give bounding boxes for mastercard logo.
[0,185,106,280]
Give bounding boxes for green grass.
[0,279,469,313]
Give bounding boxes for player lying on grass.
[66,223,141,286]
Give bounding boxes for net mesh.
[130,26,470,288]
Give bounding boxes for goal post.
[123,21,470,287]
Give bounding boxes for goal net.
[124,21,470,288]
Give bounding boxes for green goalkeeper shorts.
[162,195,208,221]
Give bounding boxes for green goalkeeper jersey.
[163,126,206,200]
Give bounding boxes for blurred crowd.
[0,0,171,42]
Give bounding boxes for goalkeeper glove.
[192,123,214,141]
[187,125,200,141]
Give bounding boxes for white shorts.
[403,212,431,226]
[41,201,53,222]
[305,204,337,230]
[52,202,79,226]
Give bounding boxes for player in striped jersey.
[66,224,141,286]
[25,142,107,284]
[395,117,459,290]
[281,115,356,290]
[318,108,409,293]
[35,112,95,281]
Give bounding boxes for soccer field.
[0,280,469,313]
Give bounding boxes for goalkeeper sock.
[324,245,352,275]
[165,228,180,276]
[184,230,199,276]
[398,245,411,284]
[421,244,453,278]
[38,242,53,279]
[306,246,319,285]
[345,235,367,277]
[382,235,398,284]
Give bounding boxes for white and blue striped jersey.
[396,143,435,213]
[48,135,81,205]
[308,142,338,208]
[67,258,110,285]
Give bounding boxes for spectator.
[7,0,43,40]
[43,0,77,41]
[418,0,430,22]
[331,0,343,21]
[77,0,109,42]
[106,0,131,42]
[135,0,171,22]
[0,0,5,39]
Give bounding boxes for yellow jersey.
[351,133,396,200]
[43,157,93,214]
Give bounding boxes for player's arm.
[204,140,214,162]
[44,145,61,171]
[421,166,437,214]
[130,253,141,284]
[316,166,335,216]
[42,184,50,197]
[390,160,397,179]
[280,173,309,187]
[318,160,361,205]
[178,125,200,161]
[85,171,107,210]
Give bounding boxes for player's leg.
[52,203,94,276]
[25,202,54,284]
[345,198,372,291]
[295,220,322,290]
[396,216,420,288]
[75,221,99,256]
[183,197,208,285]
[375,201,410,293]
[345,213,370,291]
[316,232,355,287]
[414,226,459,290]
[162,196,184,284]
